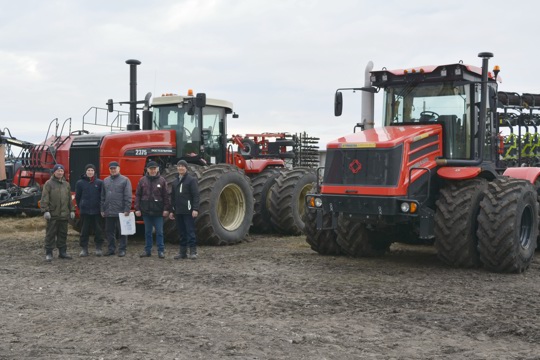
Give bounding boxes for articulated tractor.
[306,52,540,273]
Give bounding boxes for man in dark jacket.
[169,160,200,259]
[101,161,132,257]
[75,164,104,257]
[41,164,75,262]
[135,161,170,258]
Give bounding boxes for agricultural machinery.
[2,59,320,244]
[305,52,540,273]
[1,128,56,215]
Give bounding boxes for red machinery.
[306,52,540,273]
[4,59,320,244]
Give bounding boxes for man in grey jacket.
[101,161,132,257]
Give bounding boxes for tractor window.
[152,104,226,163]
[383,82,473,159]
[182,111,199,155]
[152,106,186,129]
[152,105,198,156]
[201,106,225,164]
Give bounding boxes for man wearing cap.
[101,161,132,257]
[135,161,171,258]
[169,160,200,260]
[75,164,104,257]
[41,163,75,262]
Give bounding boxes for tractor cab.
[150,91,234,165]
[371,63,498,164]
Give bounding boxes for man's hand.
[124,211,130,216]
[135,211,142,217]
[163,211,169,218]
[192,210,199,218]
[44,212,51,220]
[70,212,75,220]
[168,213,175,220]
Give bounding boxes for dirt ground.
[1,217,540,360]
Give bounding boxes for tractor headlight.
[400,202,410,213]
[307,196,323,208]
[400,201,418,214]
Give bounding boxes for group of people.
[41,160,200,262]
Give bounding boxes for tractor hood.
[327,125,441,149]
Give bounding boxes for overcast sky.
[2,0,540,148]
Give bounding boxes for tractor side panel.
[99,130,177,187]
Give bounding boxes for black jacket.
[171,172,200,214]
[134,174,171,216]
[75,175,103,215]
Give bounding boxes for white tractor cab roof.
[152,92,233,114]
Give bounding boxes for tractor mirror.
[196,93,206,108]
[144,92,152,110]
[334,92,343,116]
[107,99,114,113]
[187,103,195,116]
[142,110,153,130]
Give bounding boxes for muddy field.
[1,217,540,359]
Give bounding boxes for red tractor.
[107,60,317,241]
[305,52,540,273]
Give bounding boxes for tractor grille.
[69,135,103,190]
[324,145,403,186]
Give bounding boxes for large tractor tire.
[269,168,316,235]
[434,178,487,268]
[251,169,281,233]
[477,177,538,273]
[533,178,540,251]
[336,215,391,257]
[303,206,341,255]
[164,164,254,246]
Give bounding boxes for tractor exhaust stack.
[126,59,141,130]
[362,61,375,130]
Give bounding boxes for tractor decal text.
[340,143,376,148]
[125,148,176,156]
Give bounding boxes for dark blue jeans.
[143,215,164,253]
[175,214,197,248]
[105,217,128,253]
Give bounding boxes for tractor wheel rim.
[217,183,246,231]
[519,205,533,250]
[297,183,313,218]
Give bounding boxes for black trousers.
[79,214,103,249]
